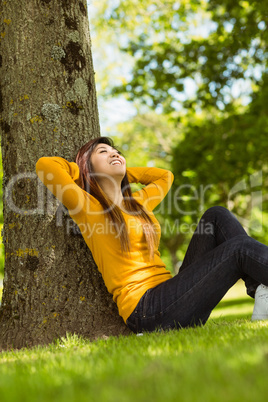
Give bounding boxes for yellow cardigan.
[36,157,174,323]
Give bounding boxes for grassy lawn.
[0,281,267,402]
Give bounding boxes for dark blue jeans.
[126,206,268,333]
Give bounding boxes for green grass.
[0,282,268,402]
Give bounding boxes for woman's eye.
[100,150,107,153]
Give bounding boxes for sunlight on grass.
[221,279,247,300]
[1,279,268,402]
[211,279,254,318]
[1,320,268,402]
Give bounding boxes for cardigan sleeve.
[126,167,174,211]
[36,156,89,216]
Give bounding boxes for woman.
[36,136,268,334]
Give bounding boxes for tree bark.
[0,0,130,350]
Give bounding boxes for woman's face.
[90,143,126,180]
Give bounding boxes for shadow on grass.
[210,295,254,322]
[215,296,254,310]
[210,313,252,322]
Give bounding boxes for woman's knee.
[201,206,230,221]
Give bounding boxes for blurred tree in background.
[99,0,267,113]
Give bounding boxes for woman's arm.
[127,167,174,210]
[36,156,87,216]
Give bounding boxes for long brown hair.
[75,137,157,259]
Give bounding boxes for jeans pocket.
[141,288,153,318]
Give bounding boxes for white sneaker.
[251,284,268,321]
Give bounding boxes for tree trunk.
[0,0,130,350]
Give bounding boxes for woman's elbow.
[36,157,51,179]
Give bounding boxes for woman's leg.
[179,206,258,297]
[130,234,268,332]
[127,207,267,333]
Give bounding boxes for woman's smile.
[91,143,126,177]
